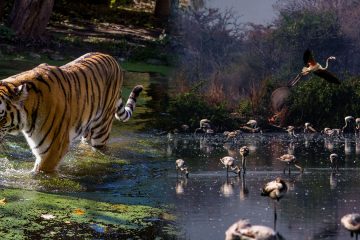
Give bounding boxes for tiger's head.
[0,82,28,140]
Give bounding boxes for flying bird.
[289,49,340,86]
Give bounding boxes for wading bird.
[286,126,298,138]
[225,219,279,240]
[343,116,356,134]
[329,153,339,172]
[261,177,288,230]
[261,177,288,201]
[220,156,241,177]
[239,146,250,174]
[225,130,243,143]
[304,122,317,133]
[278,154,304,174]
[240,119,262,133]
[341,213,360,240]
[289,49,340,86]
[194,119,212,135]
[322,128,342,138]
[175,159,189,178]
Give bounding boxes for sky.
[205,0,278,25]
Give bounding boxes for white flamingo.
[175,159,189,178]
[278,154,304,174]
[322,128,341,138]
[342,116,356,134]
[341,213,360,240]
[285,126,298,138]
[289,49,340,86]
[239,146,250,174]
[304,122,317,133]
[261,177,288,201]
[225,219,279,240]
[194,119,212,135]
[220,156,241,177]
[240,119,262,133]
[329,153,339,172]
[261,177,288,231]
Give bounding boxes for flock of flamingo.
[174,50,360,240]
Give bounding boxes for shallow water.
[161,133,360,240]
[1,127,360,239]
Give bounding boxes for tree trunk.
[0,0,5,20]
[154,0,171,19]
[8,0,54,40]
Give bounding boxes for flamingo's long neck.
[324,56,334,69]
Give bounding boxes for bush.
[286,77,360,128]
[165,92,239,131]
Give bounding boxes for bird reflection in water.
[329,172,338,190]
[304,129,316,148]
[324,138,335,152]
[356,138,360,155]
[220,177,236,197]
[219,175,249,200]
[199,137,214,155]
[287,141,296,155]
[223,143,238,158]
[344,137,353,155]
[175,178,188,195]
[239,175,249,201]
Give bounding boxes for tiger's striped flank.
[0,52,143,173]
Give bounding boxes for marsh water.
[0,67,359,239]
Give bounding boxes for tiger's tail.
[115,85,143,122]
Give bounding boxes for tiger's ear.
[12,84,29,102]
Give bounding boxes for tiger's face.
[0,84,27,140]
[0,98,12,140]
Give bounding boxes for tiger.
[0,52,143,173]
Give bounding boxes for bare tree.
[8,0,54,40]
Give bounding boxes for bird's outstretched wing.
[314,69,341,84]
[303,49,316,66]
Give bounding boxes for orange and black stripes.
[0,52,142,172]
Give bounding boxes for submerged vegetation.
[0,189,175,239]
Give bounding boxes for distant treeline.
[168,0,360,129]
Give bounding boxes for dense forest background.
[1,0,360,131]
